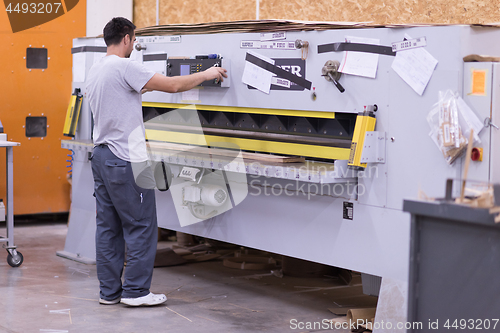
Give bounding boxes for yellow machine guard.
[143,103,351,160]
[63,89,83,138]
[348,112,377,169]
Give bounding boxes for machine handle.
[327,73,345,93]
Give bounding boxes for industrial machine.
[58,23,500,331]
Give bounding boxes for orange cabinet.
[0,1,86,215]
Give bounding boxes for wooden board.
[159,0,254,26]
[135,19,379,36]
[133,0,500,29]
[464,54,500,62]
[259,0,500,25]
[147,141,306,163]
[134,0,156,29]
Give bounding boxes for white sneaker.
[99,297,121,305]
[120,292,167,306]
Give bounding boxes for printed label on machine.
[247,58,306,91]
[260,32,286,41]
[271,77,291,88]
[137,36,182,44]
[240,40,296,50]
[343,202,354,220]
[391,37,427,52]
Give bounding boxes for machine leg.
[372,277,408,333]
[5,146,23,267]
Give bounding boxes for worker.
[86,17,227,306]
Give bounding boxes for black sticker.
[247,58,306,91]
[343,202,353,220]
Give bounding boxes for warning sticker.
[471,69,487,96]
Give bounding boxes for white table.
[0,141,22,267]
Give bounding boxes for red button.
[471,147,483,161]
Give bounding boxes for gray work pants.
[91,145,158,300]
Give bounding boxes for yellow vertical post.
[348,106,377,169]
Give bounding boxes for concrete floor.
[0,222,376,333]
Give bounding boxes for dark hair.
[103,17,136,46]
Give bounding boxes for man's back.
[86,55,154,162]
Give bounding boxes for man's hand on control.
[144,66,228,93]
[204,66,228,83]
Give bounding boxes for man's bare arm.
[143,66,227,93]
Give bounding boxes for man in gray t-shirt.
[87,17,226,307]
[87,55,154,162]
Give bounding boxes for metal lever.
[485,117,499,130]
[327,72,345,93]
[322,60,345,93]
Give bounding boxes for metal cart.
[0,140,23,267]
[403,185,500,333]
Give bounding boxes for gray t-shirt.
[87,55,155,162]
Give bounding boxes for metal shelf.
[62,140,356,184]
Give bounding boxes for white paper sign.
[241,51,274,94]
[72,53,86,82]
[143,60,166,75]
[391,34,438,96]
[181,89,200,102]
[339,36,380,79]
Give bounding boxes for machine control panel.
[167,58,230,87]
